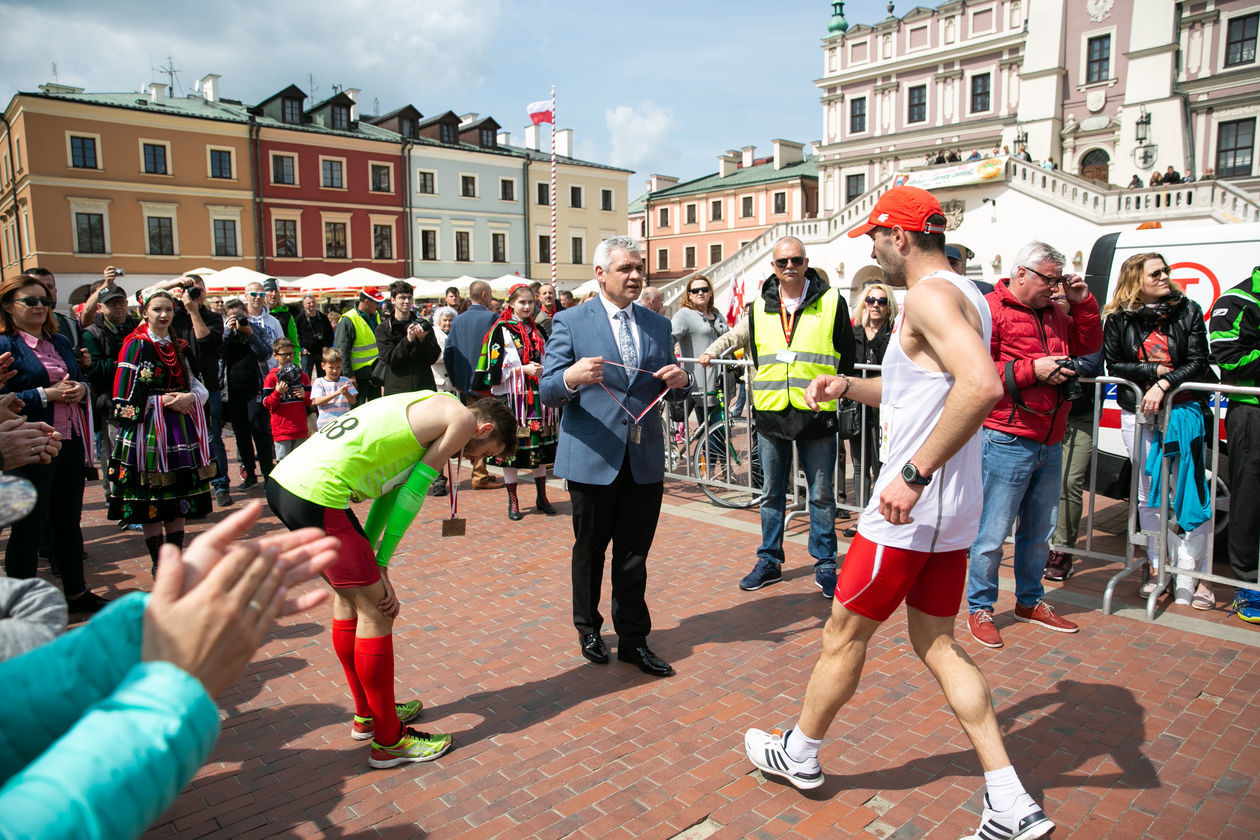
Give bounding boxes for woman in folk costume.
[107,288,216,574]
[477,284,559,520]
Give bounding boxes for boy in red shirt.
[262,338,312,461]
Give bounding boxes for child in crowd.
[262,338,312,461]
[310,347,357,430]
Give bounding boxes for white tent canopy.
[488,273,528,293]
[572,278,599,297]
[331,267,396,293]
[409,278,451,299]
[202,265,292,294]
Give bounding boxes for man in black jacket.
[172,275,231,507]
[83,285,139,495]
[374,280,440,395]
[221,298,275,490]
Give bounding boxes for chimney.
[741,145,756,168]
[199,74,220,102]
[772,139,805,170]
[148,82,167,104]
[718,152,739,177]
[649,174,679,191]
[459,113,479,126]
[345,87,360,121]
[555,128,574,158]
[524,123,540,151]
[497,130,512,146]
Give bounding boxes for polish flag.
[527,100,554,125]
[726,274,747,326]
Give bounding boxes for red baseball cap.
[848,186,946,238]
[361,286,386,302]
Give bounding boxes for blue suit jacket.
[540,298,688,486]
[0,331,87,425]
[443,304,499,396]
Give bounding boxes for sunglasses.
[864,296,889,305]
[689,286,711,294]
[12,296,54,308]
[248,291,266,297]
[1022,265,1064,286]
[773,256,805,269]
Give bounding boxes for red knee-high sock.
[331,618,370,717]
[354,634,402,745]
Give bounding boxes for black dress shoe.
[580,633,609,664]
[617,645,675,677]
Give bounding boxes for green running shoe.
[350,699,423,741]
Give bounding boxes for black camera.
[415,317,433,332]
[276,363,304,388]
[1058,357,1083,403]
[187,285,203,301]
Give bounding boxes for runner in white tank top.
[858,270,992,552]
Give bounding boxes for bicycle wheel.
[694,411,763,509]
[659,409,686,473]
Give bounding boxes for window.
[272,154,295,185]
[455,230,471,261]
[417,171,435,194]
[209,149,233,179]
[773,191,787,214]
[213,219,238,257]
[537,234,550,263]
[324,222,347,258]
[657,248,668,271]
[845,173,866,204]
[420,229,438,261]
[500,178,515,201]
[1086,35,1110,84]
[850,97,867,133]
[1226,13,1259,67]
[75,213,105,253]
[492,232,507,262]
[322,159,343,188]
[1217,118,1256,179]
[709,244,722,264]
[373,224,393,259]
[569,185,583,208]
[658,207,669,227]
[479,128,495,148]
[970,73,991,113]
[461,175,477,197]
[281,97,302,124]
[400,117,418,139]
[275,219,298,258]
[70,136,97,169]
[570,235,584,265]
[685,204,697,225]
[331,105,351,131]
[370,164,391,192]
[440,123,457,144]
[147,217,174,255]
[711,199,723,221]
[143,143,168,175]
[741,195,754,217]
[537,182,549,205]
[684,246,696,269]
[601,189,614,211]
[907,85,927,123]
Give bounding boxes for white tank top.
[857,271,992,552]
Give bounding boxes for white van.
[1083,222,1256,536]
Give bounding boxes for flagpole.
[549,85,557,286]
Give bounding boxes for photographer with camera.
[220,298,275,490]
[965,242,1102,649]
[373,280,440,397]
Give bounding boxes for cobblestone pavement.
[58,471,1258,839]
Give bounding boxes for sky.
[0,0,895,196]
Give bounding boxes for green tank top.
[271,391,453,507]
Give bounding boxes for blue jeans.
[205,390,230,490]
[967,428,1062,613]
[757,432,836,568]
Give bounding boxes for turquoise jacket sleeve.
[0,593,221,840]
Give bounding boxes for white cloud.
[604,101,675,171]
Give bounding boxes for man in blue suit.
[443,279,503,491]
[540,236,690,677]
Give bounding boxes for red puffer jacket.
[983,280,1103,445]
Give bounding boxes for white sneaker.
[959,793,1054,840]
[743,727,824,790]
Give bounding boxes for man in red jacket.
[966,242,1103,648]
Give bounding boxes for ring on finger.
[248,599,262,612]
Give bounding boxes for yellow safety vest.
[751,287,842,413]
[343,308,378,371]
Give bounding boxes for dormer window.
[440,123,456,144]
[400,118,418,139]
[479,128,496,148]
[281,97,302,124]
[331,105,351,131]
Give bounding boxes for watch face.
[901,463,917,483]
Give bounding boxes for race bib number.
[322,415,360,440]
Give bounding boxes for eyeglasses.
[689,286,711,294]
[1148,267,1171,277]
[864,296,889,306]
[772,256,805,269]
[248,291,266,297]
[12,296,53,308]
[1022,265,1064,286]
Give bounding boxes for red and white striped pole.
[550,85,557,286]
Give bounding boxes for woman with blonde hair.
[1103,251,1215,608]
[845,281,898,529]
[672,275,730,458]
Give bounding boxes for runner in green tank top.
[266,391,516,769]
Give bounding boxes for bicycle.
[689,386,763,510]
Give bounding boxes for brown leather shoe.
[471,476,504,489]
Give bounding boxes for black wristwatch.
[901,462,932,486]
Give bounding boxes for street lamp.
[1135,106,1152,144]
